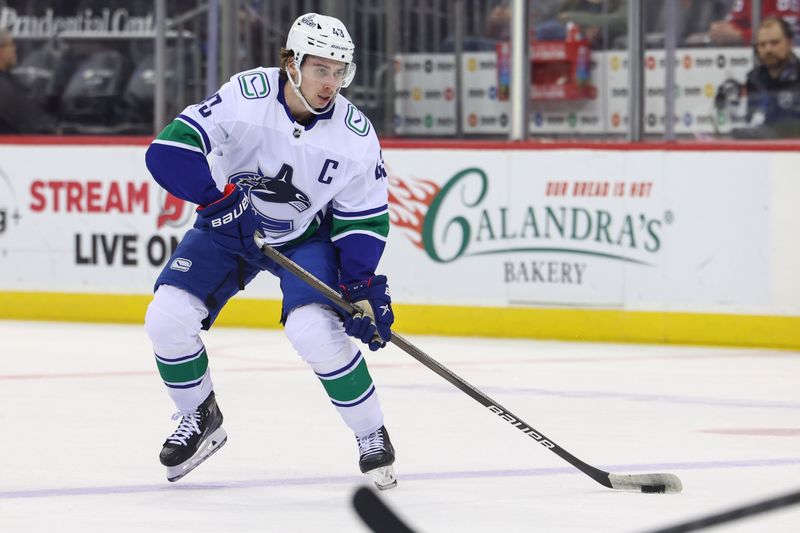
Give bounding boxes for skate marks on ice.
[2,457,800,501]
[1,321,799,532]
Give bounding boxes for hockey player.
[143,13,396,490]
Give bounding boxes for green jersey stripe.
[156,349,209,384]
[331,229,388,243]
[156,119,205,152]
[318,357,374,403]
[276,219,319,249]
[151,139,204,153]
[331,213,389,239]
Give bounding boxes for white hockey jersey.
[147,67,389,281]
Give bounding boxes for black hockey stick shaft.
[260,242,681,493]
[645,487,800,532]
[353,486,417,533]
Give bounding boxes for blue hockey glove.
[196,183,267,267]
[339,275,394,351]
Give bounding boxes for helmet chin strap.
[288,67,340,116]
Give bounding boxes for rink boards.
[0,138,798,348]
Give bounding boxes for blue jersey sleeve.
[145,141,221,206]
[146,80,239,206]
[331,138,390,284]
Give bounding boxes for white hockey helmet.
[286,13,357,89]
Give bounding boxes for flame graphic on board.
[387,171,441,249]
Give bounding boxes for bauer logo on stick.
[488,405,555,448]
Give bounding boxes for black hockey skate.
[160,391,227,482]
[357,425,397,490]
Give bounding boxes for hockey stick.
[644,486,800,532]
[353,486,417,533]
[259,241,682,493]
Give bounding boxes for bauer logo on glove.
[209,195,250,227]
[195,183,269,268]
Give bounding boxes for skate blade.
[367,465,397,491]
[166,427,228,482]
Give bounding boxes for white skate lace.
[357,430,385,457]
[167,410,201,446]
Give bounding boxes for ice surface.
[1,320,798,532]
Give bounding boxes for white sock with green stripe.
[145,285,215,412]
[155,346,215,412]
[314,348,383,436]
[285,304,384,436]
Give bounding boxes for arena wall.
[1,137,798,348]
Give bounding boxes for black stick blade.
[353,486,417,533]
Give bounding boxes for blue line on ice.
[2,457,799,500]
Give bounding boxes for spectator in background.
[709,0,800,45]
[483,1,513,41]
[483,0,561,42]
[535,0,628,49]
[0,29,57,134]
[734,16,800,138]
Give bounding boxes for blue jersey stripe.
[177,113,212,154]
[164,376,205,389]
[155,345,205,364]
[315,351,362,379]
[331,385,376,408]
[332,204,389,218]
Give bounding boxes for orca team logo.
[230,164,312,235]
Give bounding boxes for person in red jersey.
[709,0,799,45]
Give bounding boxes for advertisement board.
[383,148,774,313]
[395,48,756,136]
[1,140,798,347]
[393,55,458,135]
[0,144,282,298]
[605,48,752,135]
